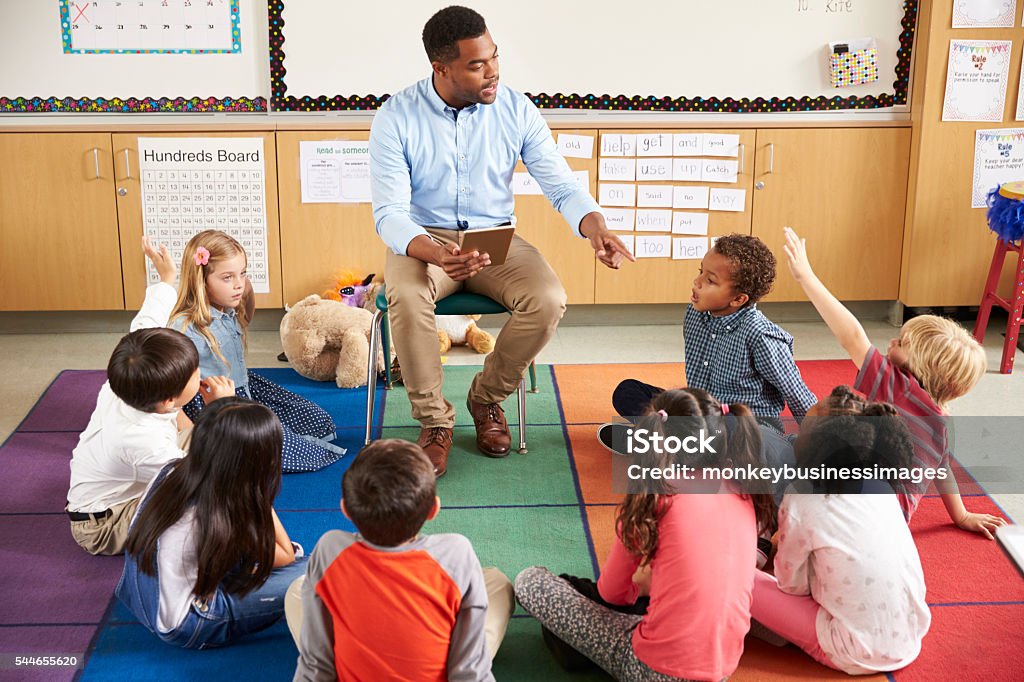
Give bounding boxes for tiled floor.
[2,310,1021,521]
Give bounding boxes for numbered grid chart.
[61,0,240,53]
[141,167,269,293]
[139,142,272,290]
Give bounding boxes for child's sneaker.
[596,422,633,456]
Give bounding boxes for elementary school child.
[782,226,1005,537]
[518,388,775,681]
[289,439,514,681]
[750,386,931,675]
[169,229,346,473]
[117,397,307,649]
[609,234,816,435]
[66,327,231,555]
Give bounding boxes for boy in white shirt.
[66,327,233,555]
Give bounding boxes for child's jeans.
[117,549,308,649]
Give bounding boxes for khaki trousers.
[68,426,191,556]
[385,230,567,428]
[285,567,515,660]
[69,496,141,556]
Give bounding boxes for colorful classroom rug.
[0,362,1021,682]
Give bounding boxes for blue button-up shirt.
[172,308,248,389]
[369,76,601,255]
[683,304,816,429]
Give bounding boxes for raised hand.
[142,235,177,285]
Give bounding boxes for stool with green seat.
[364,285,537,453]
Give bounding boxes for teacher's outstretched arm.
[581,212,634,269]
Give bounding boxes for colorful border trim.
[60,0,242,54]
[270,0,917,112]
[0,96,265,113]
[1,0,261,112]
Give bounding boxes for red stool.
[973,238,1024,374]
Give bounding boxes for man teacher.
[370,5,632,476]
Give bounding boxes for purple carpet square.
[0,625,97,682]
[17,371,105,434]
[0,515,121,625]
[0,432,77,513]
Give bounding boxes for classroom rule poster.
[972,128,1024,208]
[942,40,1012,122]
[138,137,270,292]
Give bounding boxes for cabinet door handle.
[738,143,745,175]
[91,148,101,179]
[123,149,134,180]
[766,143,774,175]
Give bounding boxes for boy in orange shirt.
[289,440,513,680]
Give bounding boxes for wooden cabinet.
[513,129,599,304]
[751,127,910,302]
[0,133,124,310]
[0,125,913,312]
[276,131,378,306]
[112,132,283,310]
[594,129,756,304]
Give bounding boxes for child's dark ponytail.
[722,402,777,535]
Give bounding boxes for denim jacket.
[172,308,248,389]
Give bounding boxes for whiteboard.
[0,0,268,112]
[274,0,916,112]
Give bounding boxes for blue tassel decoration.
[986,185,1024,243]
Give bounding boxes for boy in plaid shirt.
[608,234,816,433]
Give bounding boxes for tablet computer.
[457,225,515,267]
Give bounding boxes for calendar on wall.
[138,137,269,294]
[60,0,241,54]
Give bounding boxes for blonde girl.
[171,230,345,473]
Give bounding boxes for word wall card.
[596,132,744,261]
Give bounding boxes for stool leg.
[529,361,539,393]
[382,312,393,390]
[365,310,382,445]
[517,377,528,454]
[1000,245,1024,374]
[974,240,1009,343]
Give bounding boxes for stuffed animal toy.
[436,314,495,354]
[323,270,495,359]
[321,270,372,304]
[279,294,380,388]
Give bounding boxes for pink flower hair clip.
[194,246,210,266]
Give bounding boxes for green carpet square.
[424,505,595,582]
[380,365,563,428]
[381,425,580,506]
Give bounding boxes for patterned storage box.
[828,40,879,88]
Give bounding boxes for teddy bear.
[351,278,496,355]
[436,314,495,354]
[279,294,381,388]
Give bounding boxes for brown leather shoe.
[467,399,511,458]
[416,427,453,478]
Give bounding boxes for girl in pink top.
[516,388,776,681]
